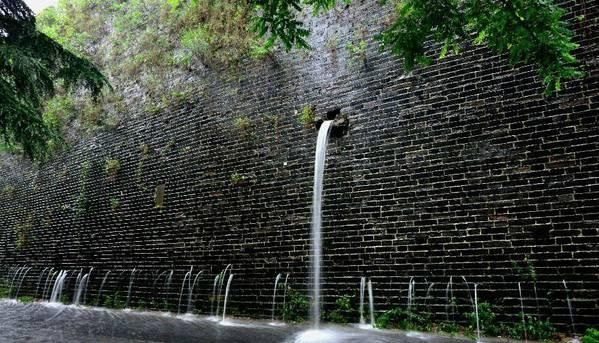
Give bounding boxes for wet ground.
[0,299,472,343]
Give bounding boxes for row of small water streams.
[0,121,582,342]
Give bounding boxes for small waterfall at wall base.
[518,282,527,343]
[474,284,480,343]
[187,271,203,313]
[211,274,220,316]
[14,267,32,299]
[281,274,289,321]
[50,270,68,303]
[178,267,193,314]
[216,265,232,318]
[96,271,111,306]
[359,277,366,325]
[368,280,375,328]
[271,273,282,321]
[310,120,333,329]
[222,274,234,322]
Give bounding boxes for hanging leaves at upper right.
[376,0,584,95]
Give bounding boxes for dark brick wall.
[1,0,598,331]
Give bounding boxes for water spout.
[368,279,375,327]
[14,267,32,299]
[271,273,282,321]
[178,267,193,314]
[282,274,289,321]
[82,268,93,305]
[73,274,89,305]
[96,271,111,306]
[407,277,415,312]
[216,265,233,317]
[125,268,137,308]
[518,282,527,343]
[34,267,49,299]
[474,283,480,343]
[222,274,234,322]
[42,269,56,300]
[187,271,203,313]
[563,280,576,337]
[359,277,366,325]
[50,270,68,303]
[211,274,220,316]
[310,120,333,329]
[163,270,173,309]
[445,276,455,323]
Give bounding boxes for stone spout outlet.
[314,108,349,138]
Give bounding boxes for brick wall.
[1,0,598,331]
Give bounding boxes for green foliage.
[507,313,555,341]
[233,115,253,139]
[512,256,537,282]
[345,39,367,68]
[14,216,34,250]
[439,322,460,336]
[298,105,315,127]
[251,0,339,50]
[154,184,165,208]
[377,0,582,95]
[326,295,357,324]
[17,295,34,303]
[234,115,252,131]
[230,172,247,186]
[376,308,432,331]
[283,288,309,322]
[109,197,120,210]
[103,292,125,309]
[583,328,599,343]
[465,302,501,337]
[104,159,121,177]
[0,286,10,298]
[2,185,16,196]
[0,0,109,159]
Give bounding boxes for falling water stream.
[474,284,480,343]
[14,267,32,299]
[73,274,89,305]
[281,274,289,321]
[359,277,366,325]
[211,274,220,316]
[216,265,233,318]
[178,267,193,314]
[563,280,576,336]
[187,271,203,313]
[222,274,234,322]
[34,267,49,299]
[50,270,68,303]
[96,271,111,306]
[368,279,375,327]
[271,273,282,321]
[126,268,137,308]
[310,120,333,329]
[517,282,527,343]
